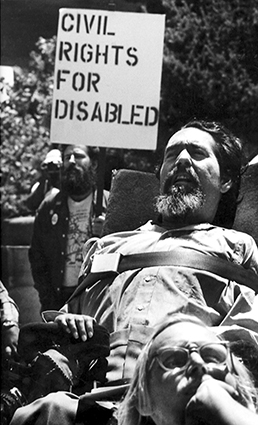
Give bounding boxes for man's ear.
[220,178,232,194]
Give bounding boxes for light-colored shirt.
[49,222,258,383]
[63,195,93,287]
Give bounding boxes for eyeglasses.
[150,342,230,371]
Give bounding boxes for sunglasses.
[149,342,230,371]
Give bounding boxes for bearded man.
[13,121,258,425]
[29,145,109,311]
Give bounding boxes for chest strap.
[68,248,258,304]
[90,248,258,293]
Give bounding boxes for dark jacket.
[29,190,108,311]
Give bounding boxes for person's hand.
[54,313,96,342]
[92,215,105,237]
[1,325,19,359]
[185,376,240,425]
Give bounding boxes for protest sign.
[51,9,165,150]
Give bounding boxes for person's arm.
[0,281,19,358]
[53,237,106,340]
[185,377,258,425]
[53,230,129,342]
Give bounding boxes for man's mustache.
[63,164,83,174]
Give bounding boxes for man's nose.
[186,352,208,378]
[175,149,192,168]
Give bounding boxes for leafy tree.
[146,0,258,151]
[0,37,56,218]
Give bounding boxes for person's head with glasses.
[118,313,257,425]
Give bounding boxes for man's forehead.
[151,322,218,350]
[64,145,88,155]
[166,127,215,148]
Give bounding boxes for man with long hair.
[29,144,109,311]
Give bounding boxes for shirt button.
[144,276,152,282]
[62,234,65,238]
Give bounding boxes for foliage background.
[1,38,55,218]
[1,0,258,219]
[155,0,258,140]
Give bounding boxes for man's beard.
[155,185,205,226]
[62,164,96,197]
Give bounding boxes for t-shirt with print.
[63,194,93,287]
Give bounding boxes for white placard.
[50,9,165,150]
